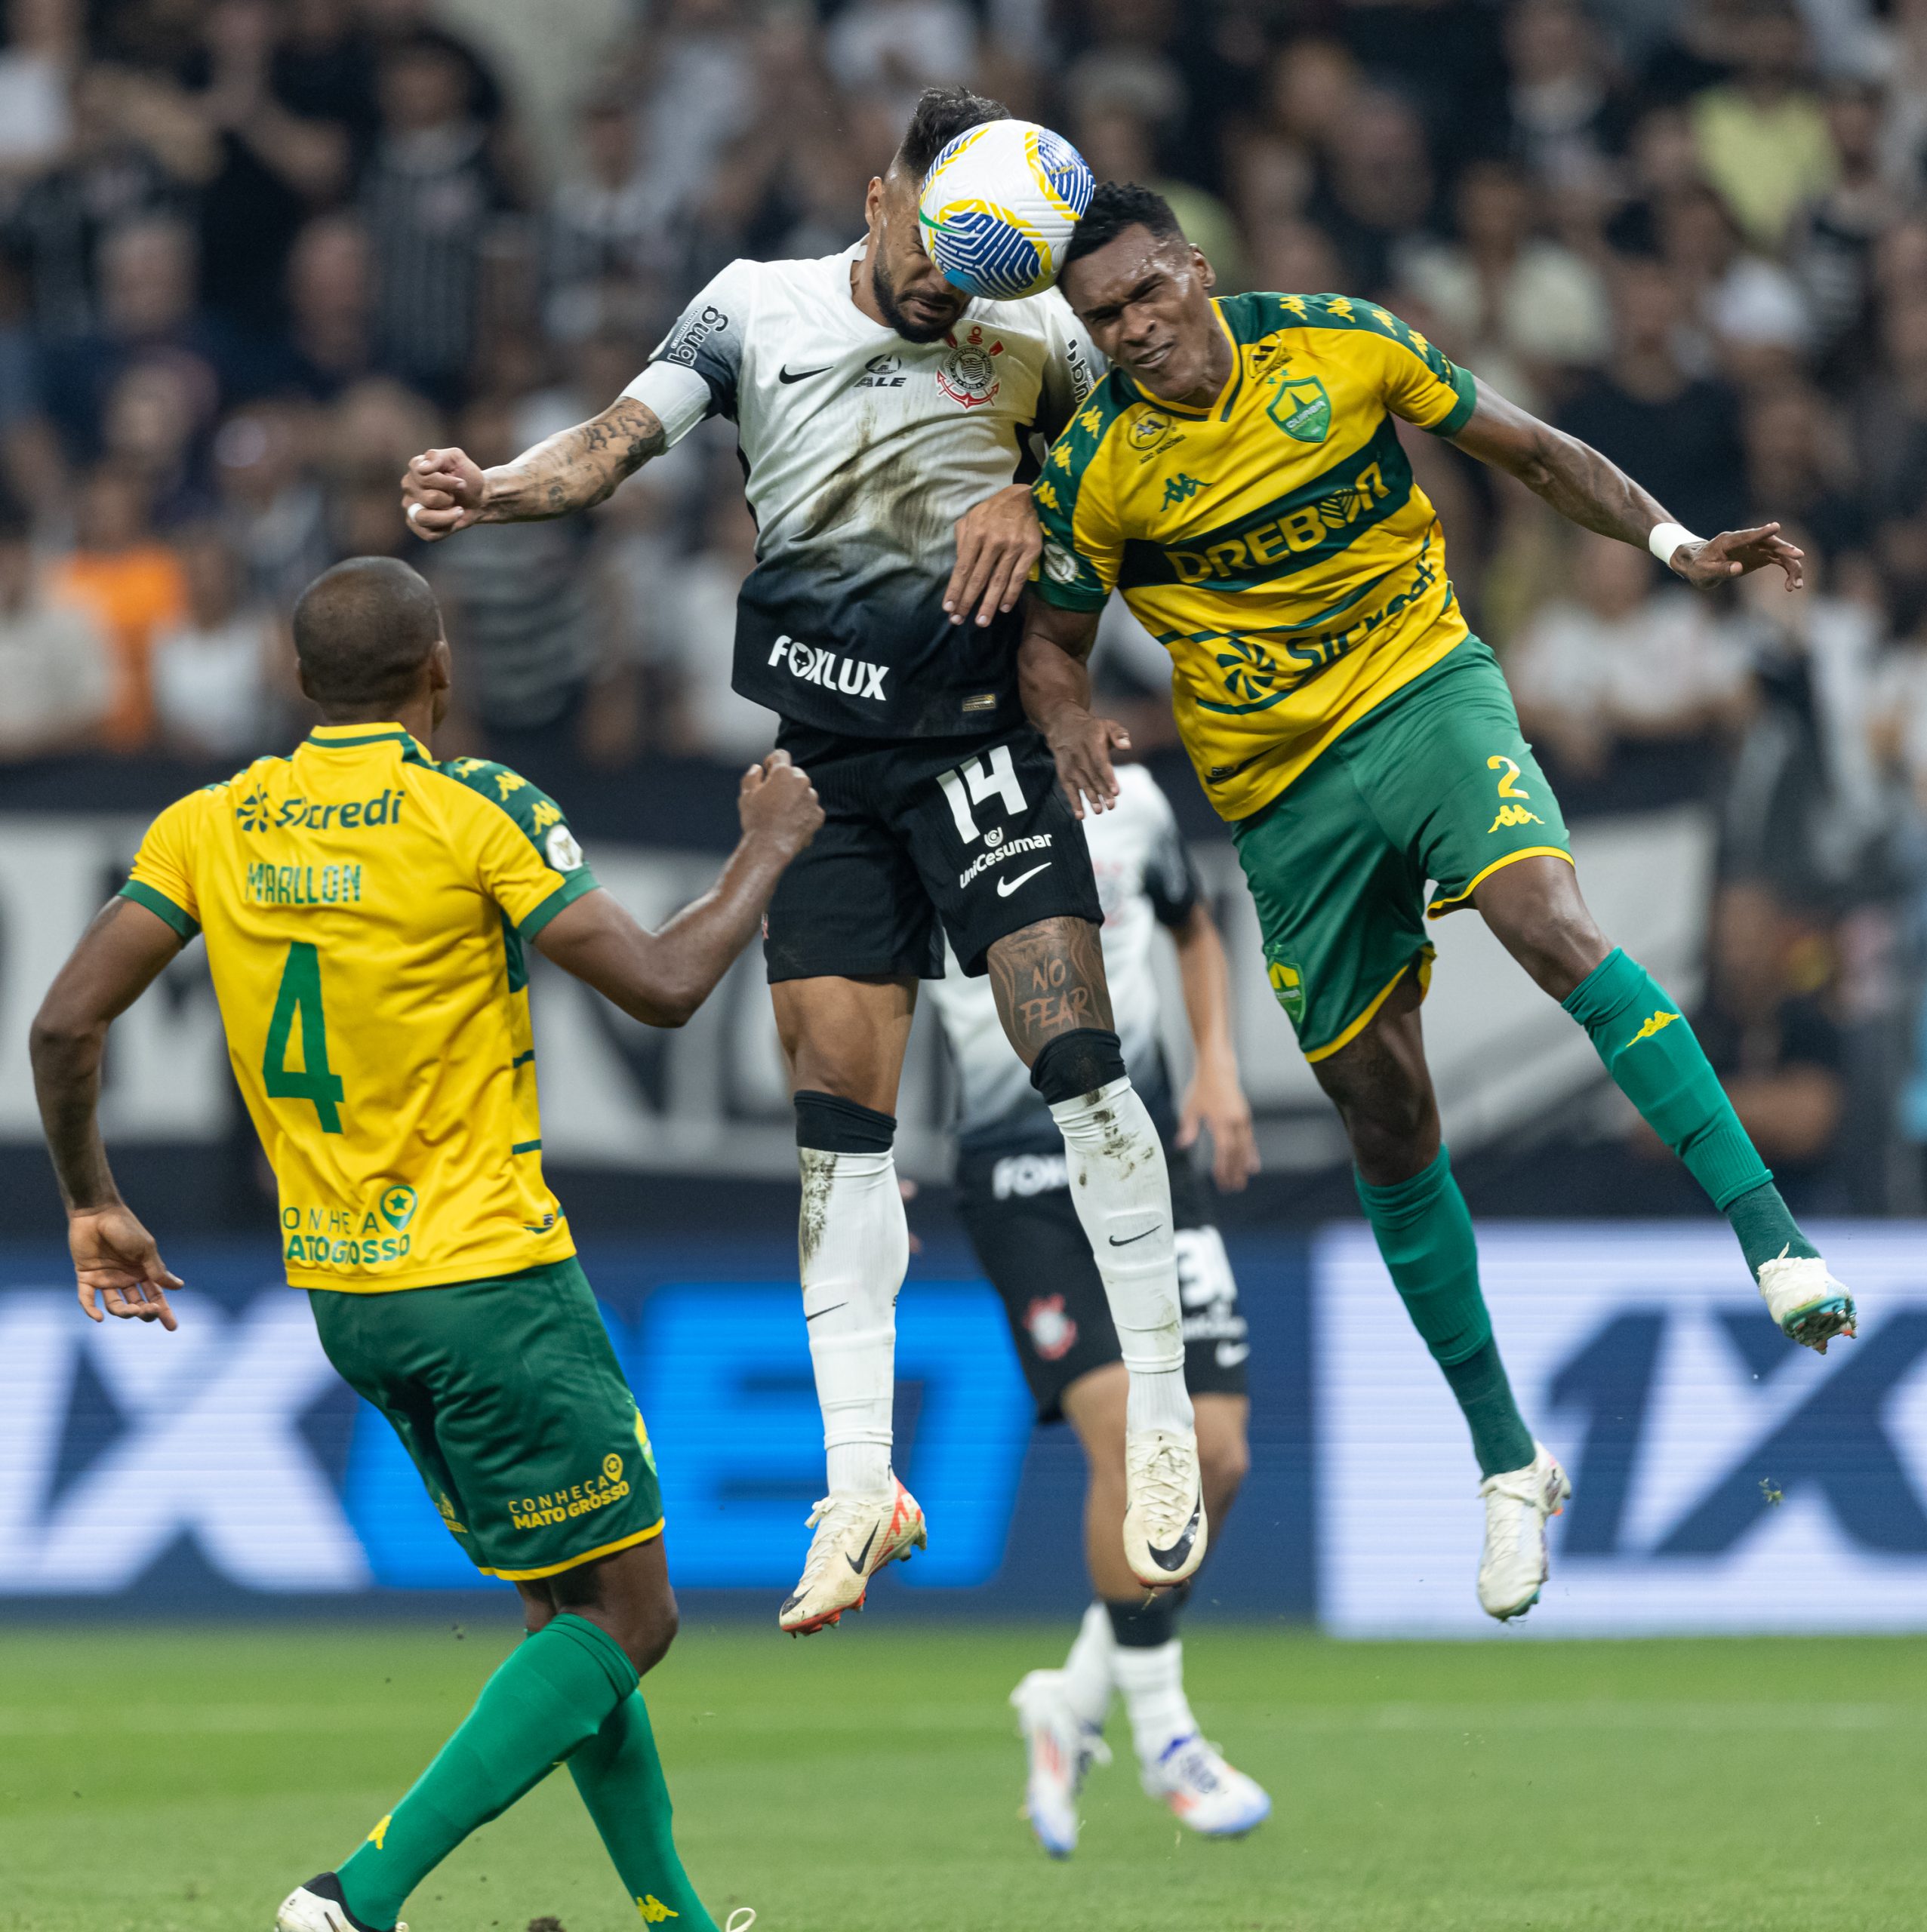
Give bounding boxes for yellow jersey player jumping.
[29,557,820,1932]
[1019,183,1857,1623]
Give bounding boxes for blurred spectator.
[5,66,186,342]
[38,214,229,461]
[149,523,287,756]
[1503,0,1631,193]
[361,34,512,405]
[0,498,112,760]
[1796,79,1901,365]
[825,0,978,124]
[1688,4,1836,253]
[657,487,776,759]
[0,0,73,180]
[180,0,355,337]
[543,91,676,346]
[1556,254,1748,537]
[1648,880,1846,1210]
[1079,106,1245,294]
[1307,88,1434,296]
[1653,182,1812,370]
[212,403,329,614]
[428,394,613,778]
[277,212,378,400]
[1741,383,1867,565]
[1507,529,1748,789]
[49,462,187,751]
[1397,159,1608,409]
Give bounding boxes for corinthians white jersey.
[625,245,1099,739]
[929,764,1202,1153]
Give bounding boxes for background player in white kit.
[928,762,1270,1851]
[399,89,1208,1634]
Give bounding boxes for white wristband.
[1647,521,1701,565]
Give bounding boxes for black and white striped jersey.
[623,245,1100,740]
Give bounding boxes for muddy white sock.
[795,1094,905,1495]
[1045,1077,1193,1435]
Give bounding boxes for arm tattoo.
[483,396,667,523]
[987,916,1115,1064]
[1507,423,1668,546]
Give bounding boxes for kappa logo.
[1625,1010,1682,1049]
[637,1896,680,1922]
[766,635,888,701]
[936,323,1004,410]
[1489,803,1544,831]
[1162,472,1203,509]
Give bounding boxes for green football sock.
[569,1691,722,1932]
[1562,949,1818,1275]
[337,1614,637,1930]
[1356,1149,1535,1478]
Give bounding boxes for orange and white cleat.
[777,1478,926,1634]
[1142,1734,1270,1838]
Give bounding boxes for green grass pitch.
[2,1620,1920,1931]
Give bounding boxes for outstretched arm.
[1448,378,1805,592]
[1171,900,1259,1192]
[401,396,668,540]
[31,899,189,1327]
[1019,598,1131,817]
[534,752,823,1026]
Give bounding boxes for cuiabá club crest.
[937,324,1005,409]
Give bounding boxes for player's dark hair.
[1063,182,1186,272]
[897,85,1009,179]
[292,556,443,712]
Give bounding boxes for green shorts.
[309,1257,663,1582]
[1232,634,1571,1063]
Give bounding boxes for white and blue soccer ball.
[917,118,1094,302]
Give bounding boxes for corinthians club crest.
[937,323,1005,410]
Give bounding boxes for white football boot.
[1142,1733,1272,1838]
[1011,1669,1111,1858]
[1122,1427,1208,1588]
[777,1477,926,1634]
[1477,1440,1571,1621]
[276,1876,401,1932]
[1757,1251,1857,1354]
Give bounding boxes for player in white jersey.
[927,764,1269,1850]
[399,89,1209,1634]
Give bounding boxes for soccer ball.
[917,119,1094,302]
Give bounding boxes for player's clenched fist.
[739,749,823,856]
[401,446,488,540]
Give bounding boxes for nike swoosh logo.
[996,863,1051,897]
[1146,1496,1202,1572]
[1109,1228,1155,1246]
[804,1302,848,1323]
[779,364,833,383]
[846,1524,879,1574]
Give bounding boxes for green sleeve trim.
[510,1139,543,1155]
[1427,361,1479,438]
[119,879,199,940]
[429,758,571,849]
[518,867,599,940]
[1030,574,1109,612]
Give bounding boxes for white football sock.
[1060,1601,1115,1731]
[798,1147,904,1494]
[1048,1078,1194,1435]
[1113,1637,1196,1767]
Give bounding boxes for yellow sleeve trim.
[477,1518,665,1581]
[1304,946,1435,1065]
[1426,845,1573,918]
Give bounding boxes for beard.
[873,252,962,343]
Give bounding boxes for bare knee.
[1474,859,1608,1001]
[619,1593,679,1677]
[1313,995,1439,1186]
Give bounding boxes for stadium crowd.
[3,0,1925,1203]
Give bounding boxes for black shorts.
[765,719,1104,980]
[956,1142,1250,1424]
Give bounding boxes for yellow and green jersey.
[120,723,602,1292]
[1032,292,1479,822]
